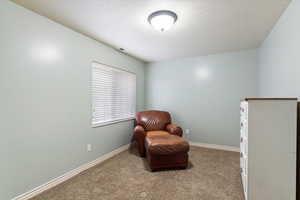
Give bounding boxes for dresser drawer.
[240,102,248,118]
[240,154,248,200]
[240,137,248,155]
[241,172,248,200]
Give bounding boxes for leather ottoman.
[145,134,190,171]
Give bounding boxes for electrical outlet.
[185,129,190,134]
[87,144,92,152]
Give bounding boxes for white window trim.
[91,61,137,128]
[91,117,135,128]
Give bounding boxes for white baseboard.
[12,144,130,200]
[190,142,240,152]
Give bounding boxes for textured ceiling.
[11,0,291,62]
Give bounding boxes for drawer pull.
[240,152,243,158]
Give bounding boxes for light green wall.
[0,1,145,199]
[258,0,300,98]
[145,50,258,147]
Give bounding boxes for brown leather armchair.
[133,110,183,157]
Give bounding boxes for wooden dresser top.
[241,98,297,101]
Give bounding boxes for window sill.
[92,117,135,128]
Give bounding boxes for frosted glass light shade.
[148,10,177,32]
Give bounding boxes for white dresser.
[240,98,297,200]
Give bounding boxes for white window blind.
[91,62,136,126]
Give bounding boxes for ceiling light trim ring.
[148,10,178,24]
[148,10,178,32]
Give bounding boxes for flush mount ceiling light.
[148,10,178,32]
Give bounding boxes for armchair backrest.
[136,110,171,131]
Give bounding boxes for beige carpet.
[30,145,244,200]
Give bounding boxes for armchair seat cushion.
[145,134,189,155]
[146,130,170,137]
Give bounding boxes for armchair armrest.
[133,125,146,157]
[166,124,183,137]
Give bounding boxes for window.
[91,62,136,127]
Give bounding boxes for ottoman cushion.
[145,134,189,155]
